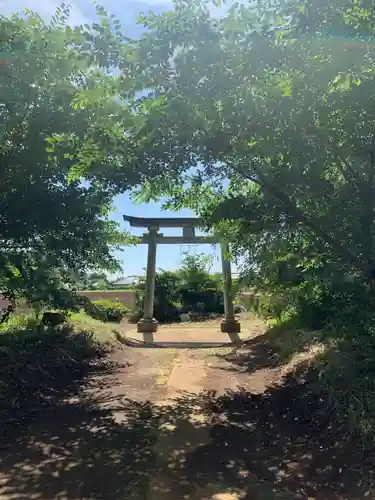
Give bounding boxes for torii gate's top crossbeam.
[123,214,214,244]
[123,215,203,228]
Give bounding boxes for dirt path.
[145,344,288,500]
[0,320,369,499]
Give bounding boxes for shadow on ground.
[0,357,372,500]
[114,327,242,349]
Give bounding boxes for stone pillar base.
[220,318,241,334]
[137,318,159,333]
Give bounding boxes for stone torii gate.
[123,215,241,334]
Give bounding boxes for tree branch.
[331,144,362,192]
[361,150,375,265]
[231,161,372,279]
[332,146,375,266]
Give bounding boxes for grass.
[0,312,117,436]
[257,320,332,364]
[236,313,375,452]
[2,311,119,344]
[69,311,119,343]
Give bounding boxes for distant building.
[111,275,145,288]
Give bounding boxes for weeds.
[244,281,375,454]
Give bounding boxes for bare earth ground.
[0,317,371,499]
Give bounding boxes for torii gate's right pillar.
[220,241,241,333]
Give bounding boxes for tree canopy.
[129,0,375,283]
[3,0,375,306]
[0,6,135,306]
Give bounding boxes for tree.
[178,252,223,314]
[76,272,112,290]
[129,0,375,284]
[178,252,216,289]
[0,6,139,308]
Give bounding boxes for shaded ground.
[0,317,373,499]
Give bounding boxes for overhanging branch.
[229,160,372,278]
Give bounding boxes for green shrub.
[180,288,224,314]
[296,281,375,331]
[251,293,294,321]
[255,278,375,450]
[132,272,182,323]
[85,299,128,323]
[249,279,375,331]
[1,313,41,333]
[153,272,182,322]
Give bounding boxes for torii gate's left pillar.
[137,227,159,333]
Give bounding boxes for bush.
[131,272,182,323]
[252,278,375,450]
[129,294,181,324]
[85,299,128,323]
[0,315,110,434]
[2,313,41,332]
[295,281,375,331]
[180,288,224,315]
[249,279,375,331]
[249,293,293,321]
[153,272,182,323]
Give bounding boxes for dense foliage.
[130,0,375,284]
[132,253,224,322]
[85,299,128,323]
[4,0,375,451]
[0,6,138,310]
[128,0,375,309]
[178,253,223,314]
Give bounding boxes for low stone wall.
[0,290,138,313]
[78,290,137,309]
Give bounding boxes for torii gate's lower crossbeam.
[123,215,240,334]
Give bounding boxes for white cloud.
[0,0,89,26]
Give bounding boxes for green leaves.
[0,7,142,306]
[4,0,375,306]
[124,0,375,281]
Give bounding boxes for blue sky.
[1,0,226,276]
[111,194,223,278]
